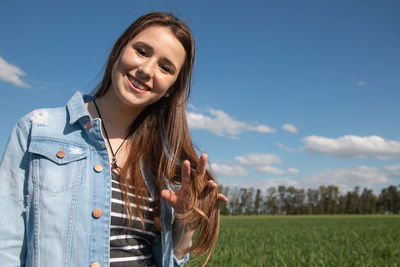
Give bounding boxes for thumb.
[161,189,177,206]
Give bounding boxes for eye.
[136,47,146,56]
[160,64,171,73]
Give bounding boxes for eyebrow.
[134,42,178,72]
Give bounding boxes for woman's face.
[110,25,186,110]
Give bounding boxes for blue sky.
[1,0,399,194]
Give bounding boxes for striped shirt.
[110,171,158,267]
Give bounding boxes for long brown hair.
[94,12,219,264]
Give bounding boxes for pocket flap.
[29,138,88,164]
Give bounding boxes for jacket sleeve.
[0,119,31,266]
[174,252,190,267]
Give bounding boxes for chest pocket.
[29,138,89,193]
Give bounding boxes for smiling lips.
[127,74,151,93]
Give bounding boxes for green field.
[187,215,400,267]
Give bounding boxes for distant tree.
[229,188,241,215]
[278,185,288,215]
[328,185,340,214]
[306,188,319,214]
[360,188,377,214]
[320,185,340,214]
[248,188,255,214]
[238,188,247,215]
[351,186,361,214]
[378,185,400,214]
[318,186,328,214]
[219,184,400,216]
[236,188,255,215]
[286,186,296,214]
[285,186,305,214]
[294,188,306,214]
[254,189,263,215]
[218,185,231,215]
[266,187,278,215]
[343,191,353,214]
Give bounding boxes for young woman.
[0,12,227,267]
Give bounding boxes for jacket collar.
[66,91,93,125]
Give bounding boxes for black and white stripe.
[110,171,158,267]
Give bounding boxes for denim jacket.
[0,92,188,267]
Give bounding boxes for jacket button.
[85,121,93,130]
[94,164,103,173]
[92,208,103,218]
[56,150,66,159]
[91,262,100,267]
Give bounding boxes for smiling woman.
[0,12,227,267]
[107,25,186,112]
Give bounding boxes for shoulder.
[16,91,90,141]
[16,106,67,135]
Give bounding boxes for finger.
[179,160,191,196]
[196,153,208,178]
[218,193,228,203]
[161,189,178,206]
[207,180,218,189]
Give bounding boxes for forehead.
[129,26,186,70]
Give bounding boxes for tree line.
[218,184,400,215]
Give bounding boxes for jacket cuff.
[174,252,189,266]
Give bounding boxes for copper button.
[91,262,100,267]
[56,150,66,159]
[85,121,93,130]
[92,208,103,218]
[94,164,103,173]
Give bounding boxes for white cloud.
[0,57,29,87]
[256,166,285,175]
[282,123,298,133]
[210,163,248,177]
[254,166,299,175]
[219,164,393,192]
[234,153,282,166]
[261,178,300,188]
[303,166,390,192]
[219,177,299,189]
[249,125,275,133]
[383,163,400,177]
[302,135,400,159]
[277,143,296,152]
[288,168,300,174]
[211,153,298,177]
[216,161,394,193]
[356,81,367,86]
[187,109,275,137]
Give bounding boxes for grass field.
[187,215,400,267]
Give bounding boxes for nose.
[137,58,155,80]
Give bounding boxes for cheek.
[110,65,124,91]
[110,65,117,86]
[165,78,179,95]
[116,50,135,71]
[154,75,176,93]
[167,74,181,93]
[111,55,124,79]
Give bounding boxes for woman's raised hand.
[161,153,228,214]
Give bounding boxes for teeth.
[128,75,148,91]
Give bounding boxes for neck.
[89,89,145,138]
